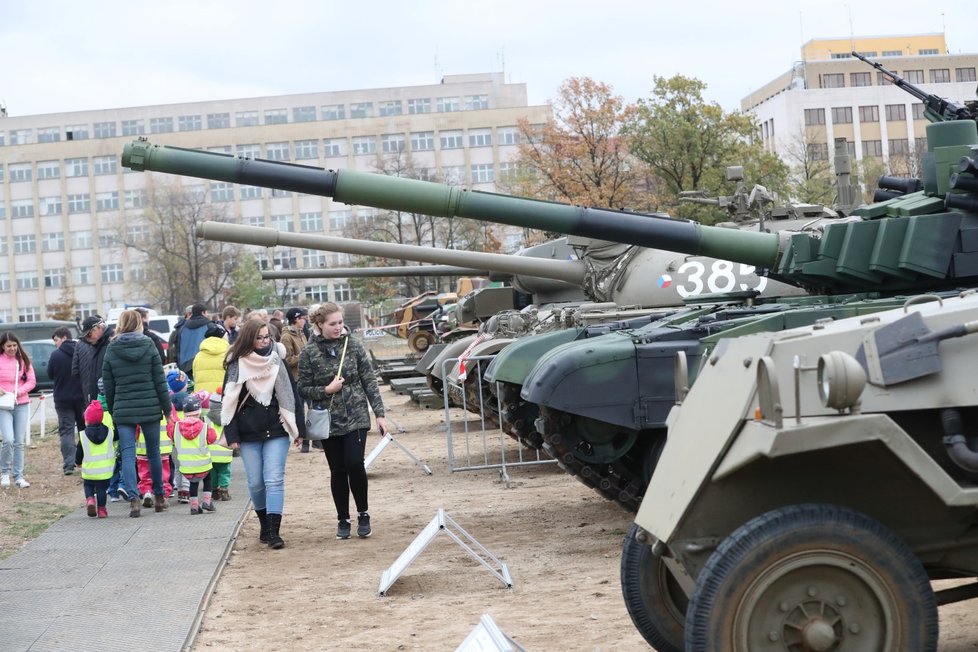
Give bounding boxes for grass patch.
[0,502,74,560]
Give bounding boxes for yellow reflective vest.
[80,431,115,481]
[173,421,213,475]
[207,419,233,463]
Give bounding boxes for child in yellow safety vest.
[77,400,115,518]
[167,394,218,514]
[136,420,174,509]
[203,390,233,500]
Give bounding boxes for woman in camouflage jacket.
[298,303,387,540]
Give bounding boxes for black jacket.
[143,326,166,364]
[49,340,84,407]
[72,331,112,403]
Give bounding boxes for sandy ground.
[4,389,978,651]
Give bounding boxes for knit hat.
[167,370,187,393]
[84,400,104,426]
[182,395,202,415]
[286,307,307,324]
[194,390,211,409]
[204,322,227,339]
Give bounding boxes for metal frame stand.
[364,432,432,475]
[455,614,526,652]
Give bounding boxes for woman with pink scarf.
[0,332,36,488]
[221,319,303,549]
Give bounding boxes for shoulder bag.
[0,363,19,411]
[305,336,348,441]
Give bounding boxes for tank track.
[537,406,659,512]
[497,382,545,450]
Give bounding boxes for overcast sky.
[1,0,974,118]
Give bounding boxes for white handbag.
[0,363,19,411]
[304,336,348,440]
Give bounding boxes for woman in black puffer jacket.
[102,310,172,518]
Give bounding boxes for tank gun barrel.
[262,265,489,280]
[123,139,782,270]
[196,221,584,285]
[852,51,976,122]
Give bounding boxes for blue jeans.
[238,436,289,515]
[0,403,30,479]
[116,421,164,498]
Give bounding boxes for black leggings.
[322,428,368,520]
[188,473,213,497]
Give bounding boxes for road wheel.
[408,329,435,353]
[685,503,937,652]
[621,523,686,652]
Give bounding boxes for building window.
[305,284,329,302]
[266,142,290,161]
[858,105,879,123]
[351,136,376,155]
[10,128,33,145]
[173,114,200,131]
[126,224,149,244]
[245,216,265,228]
[101,264,124,284]
[903,70,924,83]
[849,72,871,87]
[72,266,91,285]
[269,215,293,232]
[436,96,460,112]
[300,212,323,232]
[442,166,465,185]
[471,163,494,184]
[498,162,517,181]
[129,264,148,282]
[67,194,91,214]
[295,139,319,159]
[9,163,32,182]
[18,307,41,323]
[912,103,926,120]
[333,283,355,302]
[124,189,147,209]
[93,121,117,138]
[211,182,234,202]
[323,138,345,156]
[885,104,906,121]
[71,231,93,250]
[97,232,117,248]
[322,104,345,120]
[889,138,909,155]
[407,98,431,114]
[37,127,61,143]
[272,249,296,270]
[42,232,65,252]
[381,133,405,153]
[831,107,853,124]
[411,131,434,151]
[329,210,352,231]
[882,50,902,57]
[16,273,38,291]
[498,127,521,145]
[121,119,144,136]
[67,124,89,140]
[236,111,259,127]
[820,73,844,88]
[37,160,60,179]
[919,48,939,55]
[150,117,174,133]
[303,250,327,268]
[208,145,232,154]
[349,102,373,119]
[291,106,316,122]
[929,68,950,83]
[96,192,119,211]
[469,129,492,147]
[237,143,260,159]
[378,101,402,117]
[440,130,464,149]
[66,157,89,177]
[240,185,263,200]
[956,67,977,82]
[40,196,62,216]
[208,112,230,129]
[464,94,489,110]
[862,140,883,157]
[13,235,36,254]
[44,268,65,289]
[0,275,8,292]
[260,108,286,125]
[94,156,117,175]
[11,200,34,218]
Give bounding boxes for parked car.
[105,314,181,347]
[0,320,79,343]
[20,339,56,393]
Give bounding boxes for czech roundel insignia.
[657,274,672,288]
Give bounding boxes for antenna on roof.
[434,48,443,82]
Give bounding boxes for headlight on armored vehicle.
[817,351,866,411]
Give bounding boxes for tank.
[621,291,978,650]
[262,264,490,279]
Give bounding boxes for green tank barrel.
[123,139,780,269]
[262,265,489,280]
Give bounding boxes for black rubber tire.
[685,503,938,652]
[621,523,686,652]
[407,329,435,353]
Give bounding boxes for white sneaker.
[14,477,29,488]
[0,474,9,487]
[143,492,153,508]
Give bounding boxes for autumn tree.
[225,252,277,311]
[783,127,837,205]
[624,75,789,222]
[117,182,242,312]
[46,280,78,321]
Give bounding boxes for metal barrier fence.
[361,332,413,359]
[440,355,555,487]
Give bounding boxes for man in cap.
[71,315,112,403]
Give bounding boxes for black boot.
[266,513,285,549]
[256,509,270,544]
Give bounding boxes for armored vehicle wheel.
[685,503,937,652]
[620,524,686,652]
[408,329,436,353]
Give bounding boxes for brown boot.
[129,497,141,518]
[154,494,168,512]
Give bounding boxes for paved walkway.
[0,458,247,652]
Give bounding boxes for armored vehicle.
[622,290,978,651]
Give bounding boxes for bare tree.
[782,127,836,205]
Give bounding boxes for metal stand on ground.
[455,614,526,652]
[378,508,513,596]
[364,432,432,475]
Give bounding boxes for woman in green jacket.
[102,310,173,517]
